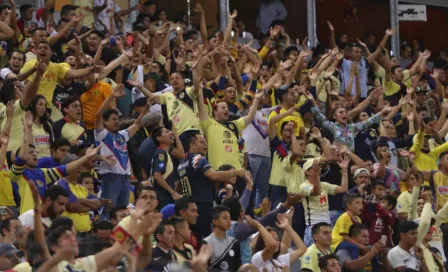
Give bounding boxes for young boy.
[172,217,196,265]
[331,193,363,251]
[362,194,397,247]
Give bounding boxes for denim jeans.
[330,210,344,226]
[248,154,272,207]
[100,173,130,206]
[304,225,314,247]
[270,185,287,210]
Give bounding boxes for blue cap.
[0,243,21,256]
[160,204,175,220]
[241,74,249,85]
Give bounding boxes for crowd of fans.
[0,0,447,271]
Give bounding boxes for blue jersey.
[151,148,177,205]
[177,152,213,205]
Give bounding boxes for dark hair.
[372,181,386,190]
[89,30,105,39]
[137,186,156,199]
[32,27,47,36]
[345,193,362,207]
[349,223,369,237]
[391,65,402,74]
[151,126,165,146]
[49,216,73,231]
[155,220,173,242]
[79,236,112,257]
[61,96,80,116]
[350,43,363,50]
[50,138,70,151]
[156,8,168,19]
[211,205,230,225]
[222,196,243,221]
[103,109,120,121]
[19,4,32,14]
[439,151,448,161]
[136,13,151,23]
[144,0,156,7]
[109,205,128,221]
[187,132,202,149]
[61,5,77,16]
[27,95,54,142]
[47,226,72,252]
[254,227,280,259]
[364,31,376,39]
[318,254,339,270]
[169,216,187,230]
[301,269,313,272]
[78,171,94,184]
[43,185,69,201]
[0,5,9,13]
[92,220,114,232]
[8,50,25,62]
[174,197,195,216]
[380,194,397,210]
[398,220,419,234]
[0,78,18,105]
[311,222,331,238]
[0,217,19,235]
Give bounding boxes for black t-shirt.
[53,82,87,111]
[321,162,355,211]
[177,152,213,205]
[82,45,119,65]
[51,37,71,63]
[146,246,177,271]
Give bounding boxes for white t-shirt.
[57,255,97,272]
[0,67,12,80]
[93,0,121,31]
[18,209,52,229]
[95,128,131,175]
[251,251,291,271]
[242,107,274,157]
[387,246,420,271]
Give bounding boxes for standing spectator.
[301,222,333,271]
[17,5,33,33]
[331,193,363,250]
[94,84,148,207]
[256,0,287,35]
[177,131,246,241]
[203,206,241,271]
[52,97,87,146]
[27,95,53,159]
[387,221,429,271]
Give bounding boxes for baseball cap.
[303,159,316,172]
[354,168,369,178]
[160,204,175,220]
[375,138,389,149]
[0,243,22,256]
[61,154,78,165]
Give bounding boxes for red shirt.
[362,203,396,246]
[186,232,200,252]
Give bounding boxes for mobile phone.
[231,31,235,37]
[307,41,311,47]
[390,50,394,56]
[109,36,116,46]
[242,31,247,38]
[381,235,387,245]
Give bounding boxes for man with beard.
[18,185,69,229]
[95,84,148,207]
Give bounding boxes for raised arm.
[327,21,336,49]
[20,61,46,108]
[197,87,209,121]
[223,10,238,45]
[243,89,263,126]
[277,213,306,262]
[245,216,277,262]
[95,84,125,132]
[49,17,80,45]
[0,20,14,40]
[268,108,294,140]
[195,3,208,49]
[335,156,350,193]
[127,103,150,138]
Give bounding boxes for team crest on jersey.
[223,131,231,138]
[229,123,234,129]
[159,153,165,161]
[220,261,229,270]
[36,180,44,188]
[187,251,192,258]
[179,92,185,99]
[173,101,180,110]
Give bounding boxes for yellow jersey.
[0,163,14,206]
[32,123,51,158]
[331,212,361,249]
[0,100,25,152]
[58,179,92,232]
[268,106,304,140]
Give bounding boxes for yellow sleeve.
[336,213,352,236]
[282,155,294,171]
[9,163,25,182]
[417,203,433,245]
[156,55,166,65]
[410,130,424,154]
[408,186,420,221]
[396,193,410,214]
[233,117,247,132]
[186,86,197,100]
[403,70,410,82]
[384,79,400,96]
[20,60,36,81]
[322,182,337,195]
[57,63,70,81]
[200,118,214,132]
[41,168,65,185]
[299,182,313,197]
[258,46,269,60]
[436,196,448,226]
[300,249,317,270]
[431,140,448,158]
[159,92,168,104]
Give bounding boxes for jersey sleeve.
[322,182,338,195]
[94,128,108,141]
[20,60,36,81]
[335,213,352,236]
[396,193,409,214]
[234,117,248,132]
[200,118,214,132]
[191,154,212,174]
[300,250,317,270]
[282,155,294,172]
[186,86,197,100]
[42,166,67,185]
[9,155,26,182]
[119,129,131,142]
[158,92,169,105]
[152,150,168,174]
[57,63,70,81]
[299,182,313,197]
[57,179,78,203]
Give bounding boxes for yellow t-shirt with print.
[331,212,362,249]
[0,163,14,206]
[397,190,413,216]
[300,181,337,227]
[301,243,332,271]
[32,123,51,158]
[201,117,247,169]
[282,155,306,194]
[268,107,304,140]
[159,87,201,135]
[59,181,92,232]
[0,100,25,152]
[20,60,70,103]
